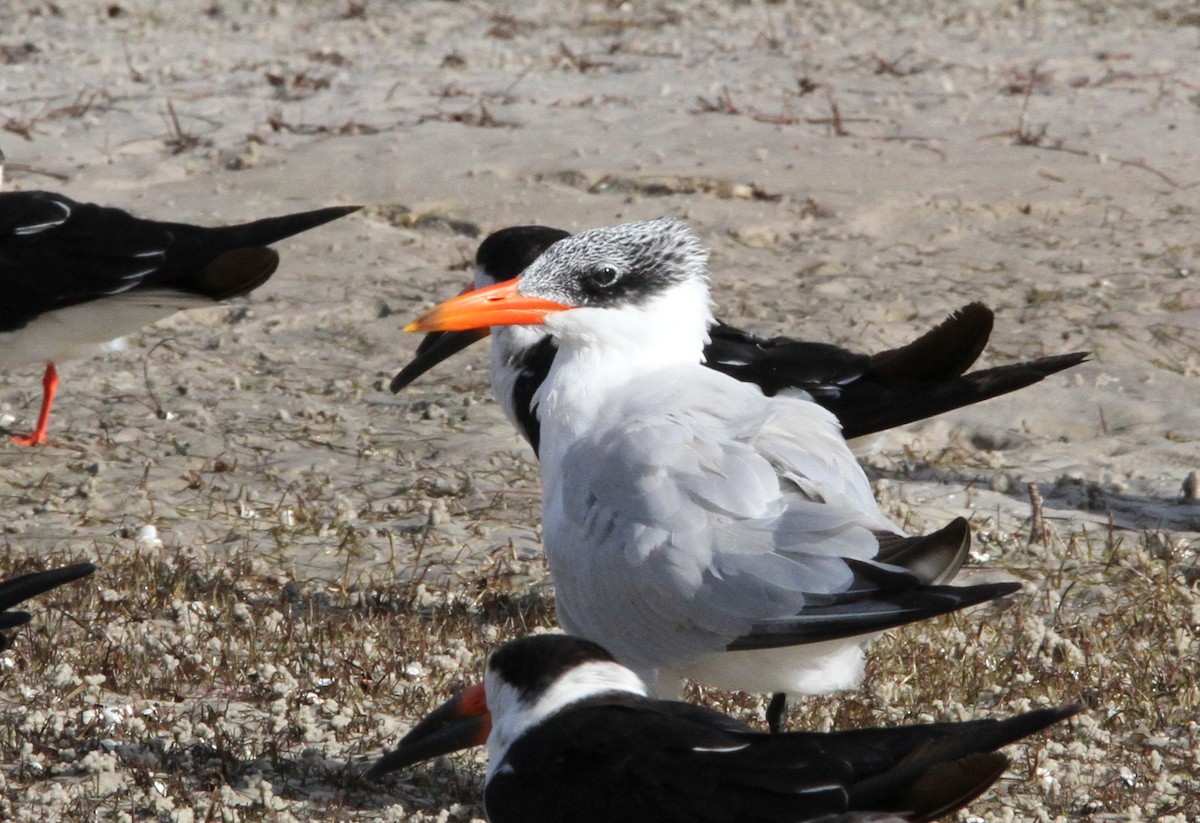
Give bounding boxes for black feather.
[0,191,358,332]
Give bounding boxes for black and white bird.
[0,562,95,650]
[369,634,1079,823]
[391,224,1087,455]
[0,190,359,445]
[405,218,1022,728]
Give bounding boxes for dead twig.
[2,162,70,182]
[693,86,869,134]
[1027,482,1048,546]
[978,80,1182,188]
[418,103,516,129]
[694,88,740,115]
[554,42,615,73]
[823,91,849,137]
[122,43,146,83]
[873,49,920,77]
[162,100,210,155]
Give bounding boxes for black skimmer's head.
[392,225,569,392]
[0,563,95,650]
[390,226,569,447]
[367,634,645,780]
[370,635,1079,823]
[0,194,359,445]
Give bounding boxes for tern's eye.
[584,265,621,291]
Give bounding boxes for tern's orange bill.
[405,279,572,333]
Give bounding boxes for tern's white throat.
[534,277,714,436]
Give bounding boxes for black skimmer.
[0,191,359,445]
[406,218,1024,731]
[0,562,95,650]
[391,225,1088,455]
[368,634,1079,823]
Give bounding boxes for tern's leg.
[11,363,58,447]
[766,692,788,734]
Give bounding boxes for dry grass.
[1,509,1197,820]
[0,543,555,820]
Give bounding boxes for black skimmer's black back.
[0,191,359,445]
[369,635,1079,823]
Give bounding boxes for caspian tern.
[406,218,1022,726]
[392,225,1088,455]
[368,634,1079,823]
[0,191,359,445]
[0,562,95,650]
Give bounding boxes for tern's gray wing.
[544,369,900,664]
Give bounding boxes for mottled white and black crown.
[518,217,709,309]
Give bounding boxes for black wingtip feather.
[727,578,1021,651]
[0,611,34,630]
[0,563,96,612]
[196,247,281,300]
[898,751,1011,822]
[200,204,362,250]
[837,350,1090,440]
[0,563,96,648]
[868,302,995,381]
[874,516,970,585]
[848,704,1081,819]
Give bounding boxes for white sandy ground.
[0,0,1198,820]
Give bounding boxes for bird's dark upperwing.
[0,562,96,621]
[486,697,1076,823]
[704,305,1088,440]
[487,697,1076,823]
[0,192,171,331]
[0,192,358,331]
[0,563,96,647]
[727,553,1020,652]
[484,696,851,823]
[704,304,994,396]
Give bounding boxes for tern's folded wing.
[546,371,906,651]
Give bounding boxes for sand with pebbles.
[1,1,1198,820]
